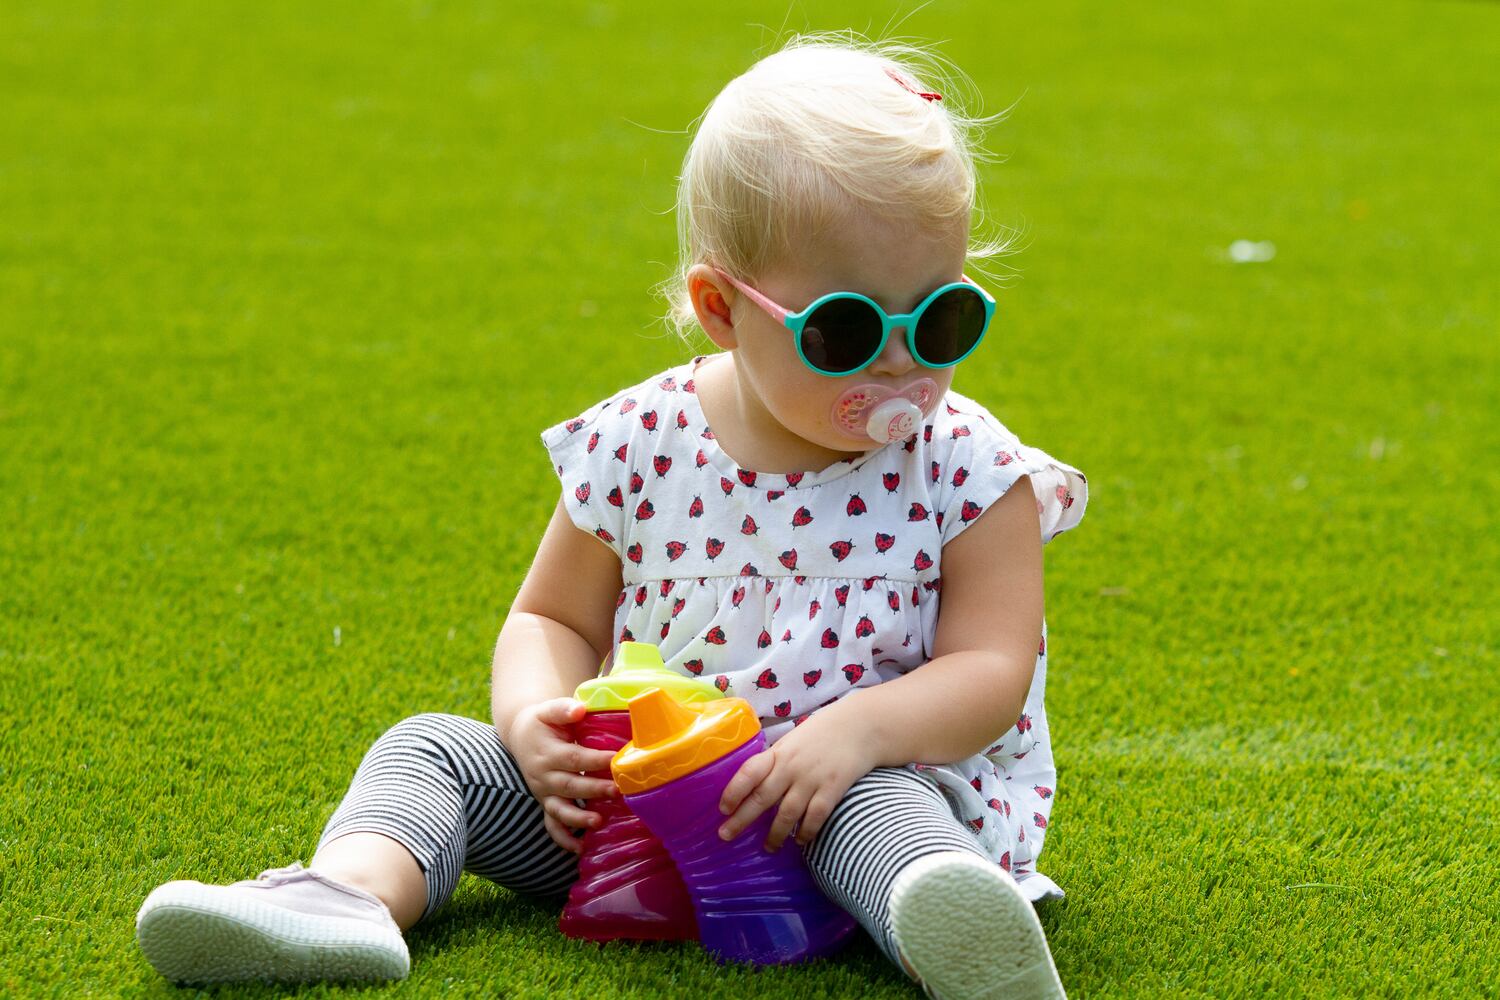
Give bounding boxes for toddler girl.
[136,35,1087,999]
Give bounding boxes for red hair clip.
[884,66,943,102]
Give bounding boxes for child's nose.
[867,325,917,377]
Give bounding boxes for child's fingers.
[718,749,776,817]
[542,812,584,854]
[533,697,588,728]
[762,786,812,853]
[547,742,620,775]
[794,791,838,847]
[544,794,600,834]
[718,755,788,843]
[546,771,618,801]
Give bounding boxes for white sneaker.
[889,851,1066,1000]
[136,861,410,984]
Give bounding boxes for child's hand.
[715,700,879,853]
[507,698,620,854]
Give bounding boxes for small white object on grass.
[333,626,342,648]
[1228,239,1276,263]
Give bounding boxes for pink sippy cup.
[558,642,723,942]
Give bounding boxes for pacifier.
[831,377,939,444]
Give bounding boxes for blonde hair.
[655,31,1025,345]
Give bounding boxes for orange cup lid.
[611,689,761,794]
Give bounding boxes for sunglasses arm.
[711,267,792,326]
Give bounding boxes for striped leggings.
[316,713,988,970]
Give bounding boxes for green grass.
[2,0,1496,996]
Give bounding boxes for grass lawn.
[2,0,1496,996]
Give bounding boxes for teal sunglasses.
[712,267,996,377]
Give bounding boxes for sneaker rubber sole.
[889,852,1066,1000]
[136,881,410,985]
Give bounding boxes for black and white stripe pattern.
[317,713,988,968]
[317,714,579,921]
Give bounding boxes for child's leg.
[802,766,1066,999]
[800,766,988,970]
[137,712,576,985]
[312,712,579,927]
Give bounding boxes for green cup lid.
[574,641,724,711]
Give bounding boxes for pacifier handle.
[866,398,922,444]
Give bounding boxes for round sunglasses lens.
[800,298,885,374]
[914,287,987,365]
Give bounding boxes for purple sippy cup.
[610,689,857,965]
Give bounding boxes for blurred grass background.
[1,0,1496,996]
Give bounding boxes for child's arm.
[717,475,1044,852]
[491,495,623,744]
[491,495,625,852]
[847,472,1045,765]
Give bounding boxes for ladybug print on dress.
[754,669,778,689]
[543,359,1089,889]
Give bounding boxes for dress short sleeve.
[933,393,1089,548]
[540,398,629,560]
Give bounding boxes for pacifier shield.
[831,378,939,443]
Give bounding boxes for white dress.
[541,354,1089,902]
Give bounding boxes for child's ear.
[687,265,739,350]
